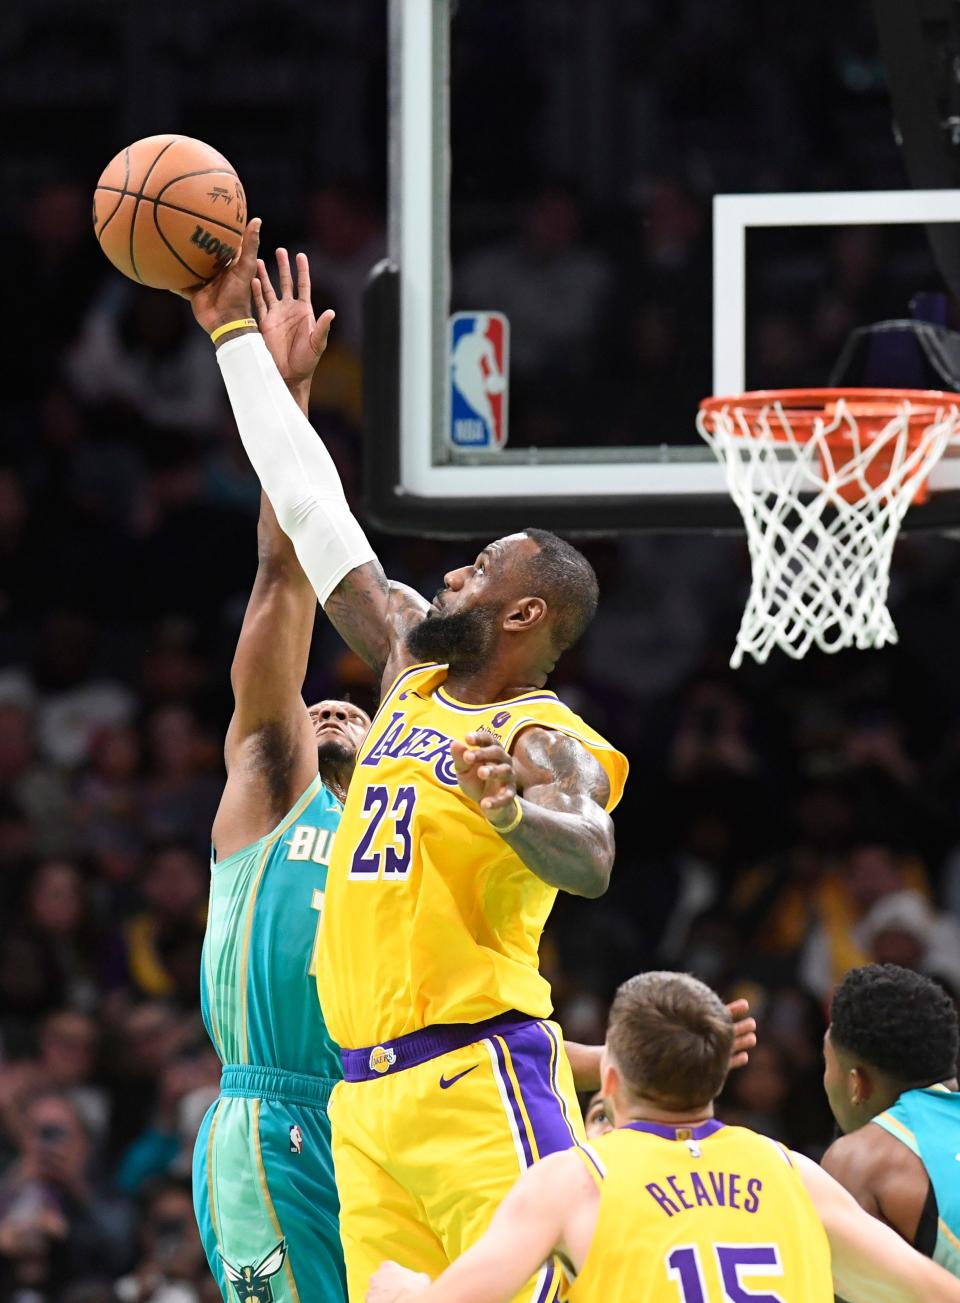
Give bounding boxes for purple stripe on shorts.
[496,1020,582,1159]
[491,1036,534,1169]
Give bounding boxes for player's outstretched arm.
[367,1153,581,1303]
[213,492,318,858]
[451,727,613,897]
[794,1151,960,1303]
[189,220,428,692]
[213,251,332,858]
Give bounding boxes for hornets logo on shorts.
[219,1240,286,1302]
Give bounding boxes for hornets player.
[822,965,960,1277]
[189,219,756,1303]
[369,973,960,1303]
[189,248,370,1303]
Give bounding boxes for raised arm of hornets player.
[210,249,334,860]
[189,220,429,699]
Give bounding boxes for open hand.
[253,248,335,392]
[727,998,757,1070]
[367,1261,432,1302]
[450,730,519,828]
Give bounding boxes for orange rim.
[699,387,960,442]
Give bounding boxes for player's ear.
[849,1065,869,1107]
[600,1050,618,1102]
[502,596,547,632]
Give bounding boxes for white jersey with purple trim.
[316,661,627,1049]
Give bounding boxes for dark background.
[3,1,960,1298]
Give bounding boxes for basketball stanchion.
[697,389,960,667]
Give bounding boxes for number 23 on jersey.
[348,784,417,881]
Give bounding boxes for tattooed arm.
[322,563,429,693]
[451,728,615,898]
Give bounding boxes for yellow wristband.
[491,798,523,836]
[210,318,258,344]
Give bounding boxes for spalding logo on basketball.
[92,134,247,294]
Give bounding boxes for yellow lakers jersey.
[316,662,628,1048]
[568,1121,833,1303]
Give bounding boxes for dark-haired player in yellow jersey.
[190,220,755,1303]
[193,220,621,1303]
[370,973,960,1303]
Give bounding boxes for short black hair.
[520,528,599,651]
[830,964,959,1085]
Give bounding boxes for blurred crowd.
[3,0,960,1299]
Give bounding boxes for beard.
[405,603,499,670]
[316,740,354,767]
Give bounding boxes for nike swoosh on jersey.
[439,1064,479,1090]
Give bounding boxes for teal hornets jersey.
[873,1084,960,1276]
[201,774,342,1079]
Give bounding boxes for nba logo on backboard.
[449,312,510,450]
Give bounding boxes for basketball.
[92,134,247,293]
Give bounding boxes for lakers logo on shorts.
[219,1240,286,1302]
[369,1046,397,1074]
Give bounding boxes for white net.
[697,394,960,667]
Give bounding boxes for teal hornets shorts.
[192,1065,345,1302]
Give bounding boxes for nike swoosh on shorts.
[439,1064,479,1089]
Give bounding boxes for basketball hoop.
[697,388,960,667]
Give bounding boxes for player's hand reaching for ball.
[451,731,519,829]
[367,1261,431,1302]
[252,248,335,400]
[186,216,262,335]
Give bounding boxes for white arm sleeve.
[216,332,377,605]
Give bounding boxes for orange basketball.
[92,135,247,293]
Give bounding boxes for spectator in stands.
[0,701,74,855]
[21,858,103,1011]
[140,709,220,849]
[123,847,207,1002]
[115,1053,219,1197]
[0,1089,133,1296]
[114,1177,210,1302]
[855,890,960,998]
[104,1005,196,1166]
[0,1012,108,1153]
[66,289,222,437]
[799,839,914,1003]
